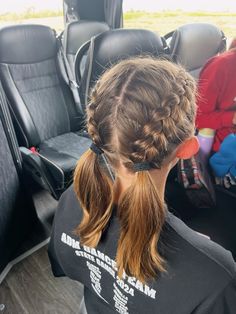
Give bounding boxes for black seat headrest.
[0,24,57,64]
[87,28,165,82]
[76,29,166,105]
[63,20,110,55]
[169,23,226,73]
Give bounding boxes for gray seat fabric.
[63,20,110,77]
[5,59,74,143]
[0,24,91,197]
[169,23,226,79]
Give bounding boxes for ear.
[176,136,200,159]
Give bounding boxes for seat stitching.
[22,83,61,94]
[14,72,57,82]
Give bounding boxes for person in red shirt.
[196,48,236,152]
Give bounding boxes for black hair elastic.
[90,142,104,155]
[133,161,153,172]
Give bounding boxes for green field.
[0,10,235,39]
[124,11,236,38]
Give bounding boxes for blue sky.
[1,0,236,13]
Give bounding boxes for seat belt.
[57,34,84,116]
[0,81,22,175]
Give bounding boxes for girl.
[196,46,236,152]
[49,57,236,314]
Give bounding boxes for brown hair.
[74,57,196,282]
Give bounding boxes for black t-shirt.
[48,185,236,314]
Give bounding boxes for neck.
[114,163,172,204]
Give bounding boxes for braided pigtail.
[117,171,166,282]
[74,87,115,246]
[74,149,113,246]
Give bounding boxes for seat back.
[63,0,123,29]
[63,20,109,71]
[76,28,167,106]
[0,81,37,278]
[63,20,110,75]
[0,24,81,148]
[167,23,226,79]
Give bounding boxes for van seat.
[62,20,110,77]
[165,23,226,79]
[0,24,91,198]
[76,28,168,106]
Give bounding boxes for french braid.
[74,57,196,282]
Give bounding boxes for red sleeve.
[196,57,234,130]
